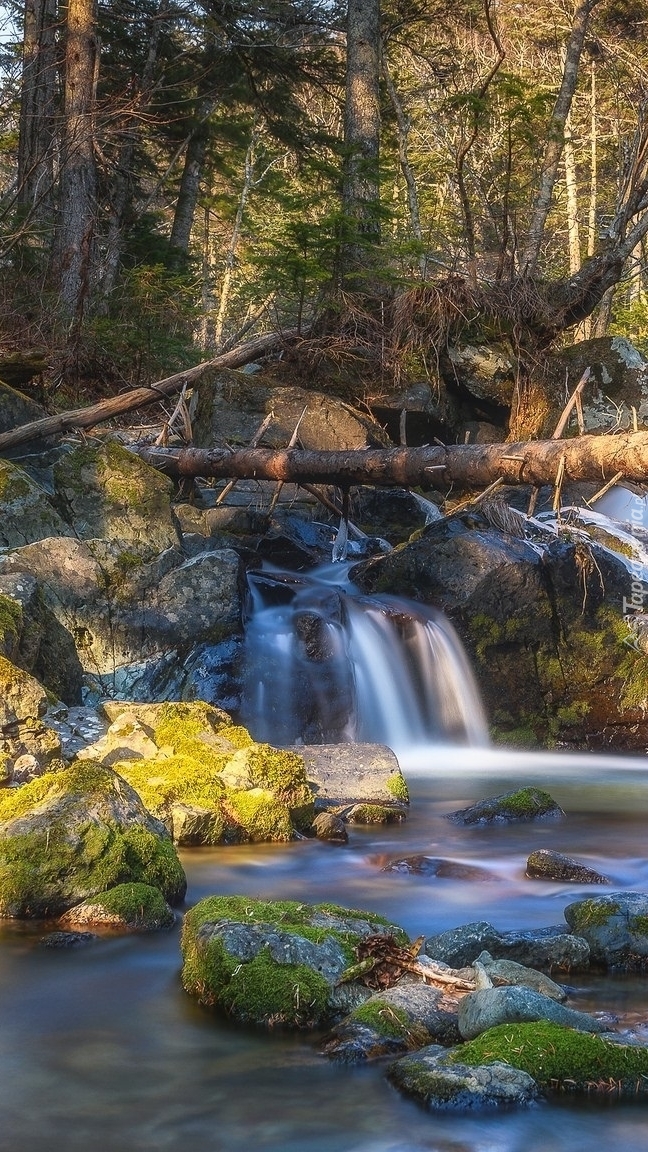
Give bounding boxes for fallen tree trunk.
[135,431,648,490]
[0,329,297,453]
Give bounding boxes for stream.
[3,745,648,1151]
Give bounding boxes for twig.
[267,407,308,515]
[450,476,505,516]
[215,412,275,505]
[587,470,625,506]
[553,453,566,516]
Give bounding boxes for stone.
[526,849,609,884]
[0,657,48,726]
[59,882,175,932]
[457,986,607,1040]
[181,895,406,1029]
[321,978,461,1063]
[76,715,160,766]
[425,922,504,968]
[292,743,409,810]
[387,1045,539,1112]
[0,574,84,705]
[171,803,225,847]
[191,369,391,452]
[39,930,98,949]
[475,952,566,1002]
[312,812,348,843]
[0,458,72,548]
[0,760,186,918]
[425,921,590,972]
[52,440,181,557]
[346,804,406,824]
[563,892,648,968]
[382,856,497,881]
[448,788,563,825]
[444,340,517,405]
[527,336,648,437]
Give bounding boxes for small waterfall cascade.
[240,564,488,750]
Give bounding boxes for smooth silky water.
[4,547,648,1151]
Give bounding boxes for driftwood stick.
[587,470,625,507]
[552,367,591,440]
[133,431,645,490]
[0,329,298,453]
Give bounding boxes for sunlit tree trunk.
[17,0,58,230]
[340,0,381,282]
[169,97,214,258]
[383,58,425,277]
[58,0,99,322]
[564,110,581,275]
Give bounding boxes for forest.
[0,0,647,432]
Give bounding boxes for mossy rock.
[563,892,648,968]
[0,459,72,548]
[0,654,48,727]
[181,895,406,1029]
[346,803,406,825]
[454,1021,648,1097]
[448,788,563,826]
[59,882,175,931]
[0,760,186,918]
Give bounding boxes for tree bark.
[169,98,215,258]
[58,0,99,321]
[134,431,648,490]
[341,0,381,279]
[17,0,57,227]
[0,328,299,452]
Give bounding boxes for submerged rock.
[526,849,609,885]
[39,930,98,949]
[382,856,497,881]
[425,921,590,972]
[181,896,406,1029]
[448,788,563,825]
[563,892,648,969]
[387,1044,539,1112]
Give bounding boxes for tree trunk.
[521,0,599,275]
[341,0,381,279]
[383,59,425,277]
[134,431,648,491]
[58,0,99,322]
[17,0,57,228]
[169,98,215,258]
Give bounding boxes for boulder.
[59,882,175,932]
[457,985,606,1041]
[443,340,517,406]
[526,849,609,884]
[321,978,461,1062]
[387,1045,539,1112]
[180,895,406,1028]
[0,574,84,705]
[191,369,391,452]
[51,441,181,557]
[312,812,348,843]
[0,656,48,726]
[425,921,590,972]
[563,892,648,968]
[293,743,409,810]
[474,952,566,1002]
[448,788,563,825]
[0,458,72,547]
[0,760,186,918]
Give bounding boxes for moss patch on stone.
[349,1000,428,1045]
[386,773,410,804]
[0,760,117,825]
[566,897,621,932]
[77,881,175,929]
[453,1021,648,1095]
[224,788,294,843]
[114,754,226,815]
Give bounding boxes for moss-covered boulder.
[181,896,407,1029]
[448,788,563,826]
[387,1044,539,1112]
[453,1020,648,1097]
[563,892,648,969]
[0,458,72,548]
[0,574,83,705]
[59,882,175,932]
[526,849,609,885]
[52,440,180,557]
[0,760,186,918]
[322,981,461,1063]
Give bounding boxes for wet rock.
[322,978,461,1062]
[0,573,84,705]
[312,812,348,843]
[346,804,406,825]
[475,952,566,1002]
[526,849,609,884]
[425,921,590,972]
[458,985,606,1041]
[563,892,648,969]
[0,458,73,548]
[181,896,405,1029]
[39,931,98,949]
[448,788,563,825]
[387,1044,539,1112]
[171,803,226,847]
[382,856,496,881]
[59,882,175,932]
[293,743,409,810]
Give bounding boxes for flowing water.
[5,512,648,1151]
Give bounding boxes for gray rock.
[0,573,84,705]
[38,931,97,949]
[0,458,72,548]
[448,788,563,826]
[0,657,48,726]
[171,803,225,847]
[458,986,607,1040]
[475,951,566,1002]
[526,849,609,884]
[322,978,461,1063]
[425,921,590,972]
[564,892,648,968]
[444,341,517,405]
[293,743,408,810]
[383,856,497,881]
[312,812,348,843]
[387,1045,539,1112]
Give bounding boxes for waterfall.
[240,565,488,750]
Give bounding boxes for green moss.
[347,804,405,824]
[0,461,33,501]
[568,898,621,932]
[218,725,254,749]
[0,760,117,825]
[87,881,173,926]
[350,999,428,1045]
[497,787,557,818]
[453,1021,648,1095]
[630,914,648,937]
[0,593,22,655]
[220,948,330,1027]
[224,788,293,843]
[386,773,410,804]
[115,754,226,816]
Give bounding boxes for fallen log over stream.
[135,431,648,491]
